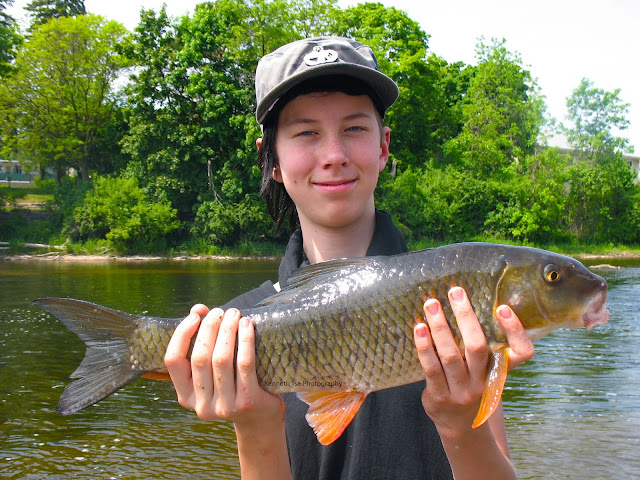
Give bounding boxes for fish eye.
[544,264,561,283]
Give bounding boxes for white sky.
[8,0,640,154]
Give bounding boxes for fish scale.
[32,242,610,445]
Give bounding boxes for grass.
[18,193,54,205]
[1,186,54,209]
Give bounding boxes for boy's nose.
[320,136,349,168]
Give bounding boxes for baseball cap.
[255,36,399,124]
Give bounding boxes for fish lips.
[582,290,610,331]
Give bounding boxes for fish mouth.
[582,290,610,330]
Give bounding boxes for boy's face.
[272,91,390,230]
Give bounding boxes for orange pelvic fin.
[297,390,368,445]
[472,346,510,428]
[141,372,171,380]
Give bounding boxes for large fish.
[33,242,609,445]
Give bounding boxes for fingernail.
[183,313,197,325]
[415,324,428,338]
[497,305,512,319]
[240,317,252,328]
[425,299,439,315]
[449,287,464,302]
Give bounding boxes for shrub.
[70,176,181,253]
[191,194,273,246]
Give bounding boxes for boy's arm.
[235,416,292,480]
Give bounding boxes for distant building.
[0,160,54,186]
[0,160,33,186]
[628,154,640,182]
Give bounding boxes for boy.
[165,36,534,479]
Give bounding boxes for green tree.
[26,0,86,30]
[121,1,257,217]
[333,3,465,167]
[244,0,300,59]
[288,0,338,37]
[561,77,633,159]
[0,0,13,26]
[445,38,546,177]
[0,14,129,180]
[0,0,21,77]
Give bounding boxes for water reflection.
[1,258,639,478]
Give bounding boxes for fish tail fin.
[298,390,368,445]
[32,297,146,415]
[472,346,510,428]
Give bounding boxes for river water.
[0,256,638,479]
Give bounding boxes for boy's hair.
[257,75,387,232]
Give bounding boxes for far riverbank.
[3,249,640,263]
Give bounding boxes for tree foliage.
[445,38,545,177]
[562,77,633,158]
[70,175,180,253]
[0,14,129,180]
[25,0,86,30]
[2,0,638,252]
[0,0,21,77]
[121,2,264,218]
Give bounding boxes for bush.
[566,154,640,244]
[191,194,273,246]
[70,176,181,253]
[484,151,572,244]
[377,166,511,244]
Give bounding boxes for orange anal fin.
[297,391,368,445]
[472,346,509,428]
[142,372,171,380]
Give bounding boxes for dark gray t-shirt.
[223,210,453,480]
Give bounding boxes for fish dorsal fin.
[297,390,368,445]
[472,346,510,428]
[256,257,378,307]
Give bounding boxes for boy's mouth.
[313,179,357,192]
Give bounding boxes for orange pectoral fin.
[141,372,172,380]
[472,346,509,428]
[297,391,368,445]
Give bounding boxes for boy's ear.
[379,127,391,172]
[272,165,283,183]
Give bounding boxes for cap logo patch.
[304,46,338,66]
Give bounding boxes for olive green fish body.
[32,242,609,444]
[250,242,607,395]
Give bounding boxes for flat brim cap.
[255,36,399,124]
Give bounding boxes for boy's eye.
[295,130,316,137]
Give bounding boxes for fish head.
[496,249,609,342]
